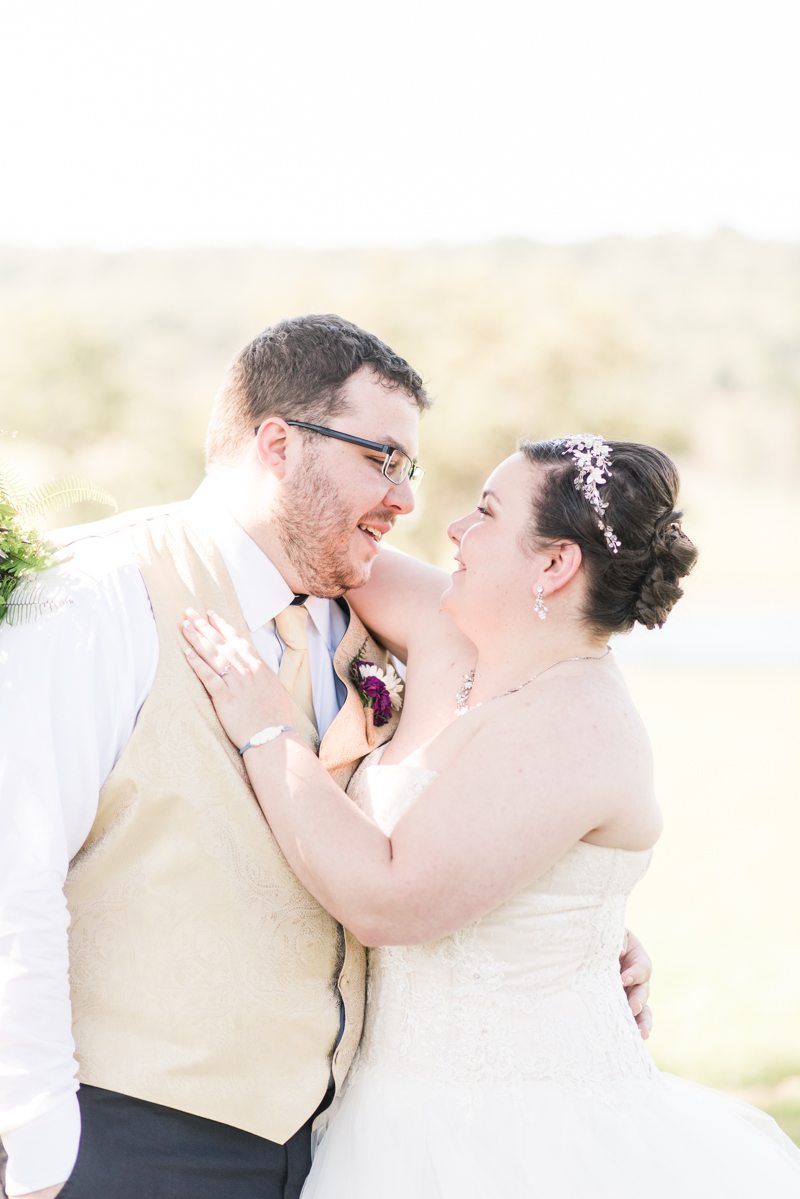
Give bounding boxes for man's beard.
[273,454,392,597]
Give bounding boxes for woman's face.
[441,453,544,636]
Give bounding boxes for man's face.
[273,366,421,597]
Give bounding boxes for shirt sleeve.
[0,555,157,1195]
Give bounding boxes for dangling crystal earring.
[533,586,548,620]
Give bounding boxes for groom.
[0,315,652,1199]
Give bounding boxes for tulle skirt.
[303,1068,800,1198]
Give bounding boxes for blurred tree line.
[1,231,799,571]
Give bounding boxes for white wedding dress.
[302,750,800,1197]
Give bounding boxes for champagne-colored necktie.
[274,604,318,732]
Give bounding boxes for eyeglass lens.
[384,450,423,489]
[384,450,409,484]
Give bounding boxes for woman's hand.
[182,608,292,750]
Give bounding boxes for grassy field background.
[622,661,800,1140]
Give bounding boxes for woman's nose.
[447,515,468,545]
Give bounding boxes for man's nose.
[384,477,415,515]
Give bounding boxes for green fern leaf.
[1,436,118,626]
[0,460,25,508]
[17,477,118,522]
[1,578,72,626]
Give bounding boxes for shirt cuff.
[3,1093,81,1196]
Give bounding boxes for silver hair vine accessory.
[556,434,621,553]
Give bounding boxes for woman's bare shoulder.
[507,668,661,848]
[462,668,656,815]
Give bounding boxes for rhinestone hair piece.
[555,434,621,553]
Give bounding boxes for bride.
[183,435,800,1197]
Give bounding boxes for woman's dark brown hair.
[520,438,698,635]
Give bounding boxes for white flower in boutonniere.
[357,662,404,707]
[349,647,405,727]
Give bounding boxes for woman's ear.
[540,540,583,596]
[254,418,290,480]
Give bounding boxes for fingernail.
[207,609,217,618]
[183,619,191,629]
[622,973,634,986]
[184,648,194,658]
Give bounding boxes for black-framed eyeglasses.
[281,421,425,490]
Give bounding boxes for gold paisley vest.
[62,506,399,1143]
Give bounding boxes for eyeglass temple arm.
[284,421,394,453]
[259,420,421,475]
[257,420,392,454]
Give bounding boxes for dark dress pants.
[55,1084,328,1199]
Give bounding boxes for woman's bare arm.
[182,608,656,1035]
[181,610,642,946]
[345,544,452,662]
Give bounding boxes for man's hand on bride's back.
[620,929,653,1040]
[182,608,293,750]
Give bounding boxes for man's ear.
[540,540,583,596]
[254,418,290,480]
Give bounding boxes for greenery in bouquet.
[0,437,117,626]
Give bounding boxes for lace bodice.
[347,749,657,1102]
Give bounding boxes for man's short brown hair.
[205,314,429,467]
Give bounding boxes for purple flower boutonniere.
[349,646,404,728]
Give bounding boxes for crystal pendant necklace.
[455,646,612,716]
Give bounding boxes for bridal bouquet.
[0,435,116,626]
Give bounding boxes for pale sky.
[0,0,798,250]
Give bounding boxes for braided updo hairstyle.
[520,438,698,635]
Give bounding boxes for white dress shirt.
[0,479,347,1195]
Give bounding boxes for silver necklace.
[455,646,612,716]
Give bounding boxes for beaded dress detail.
[303,749,800,1199]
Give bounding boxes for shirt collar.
[187,478,335,648]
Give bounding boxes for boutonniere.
[349,642,404,728]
